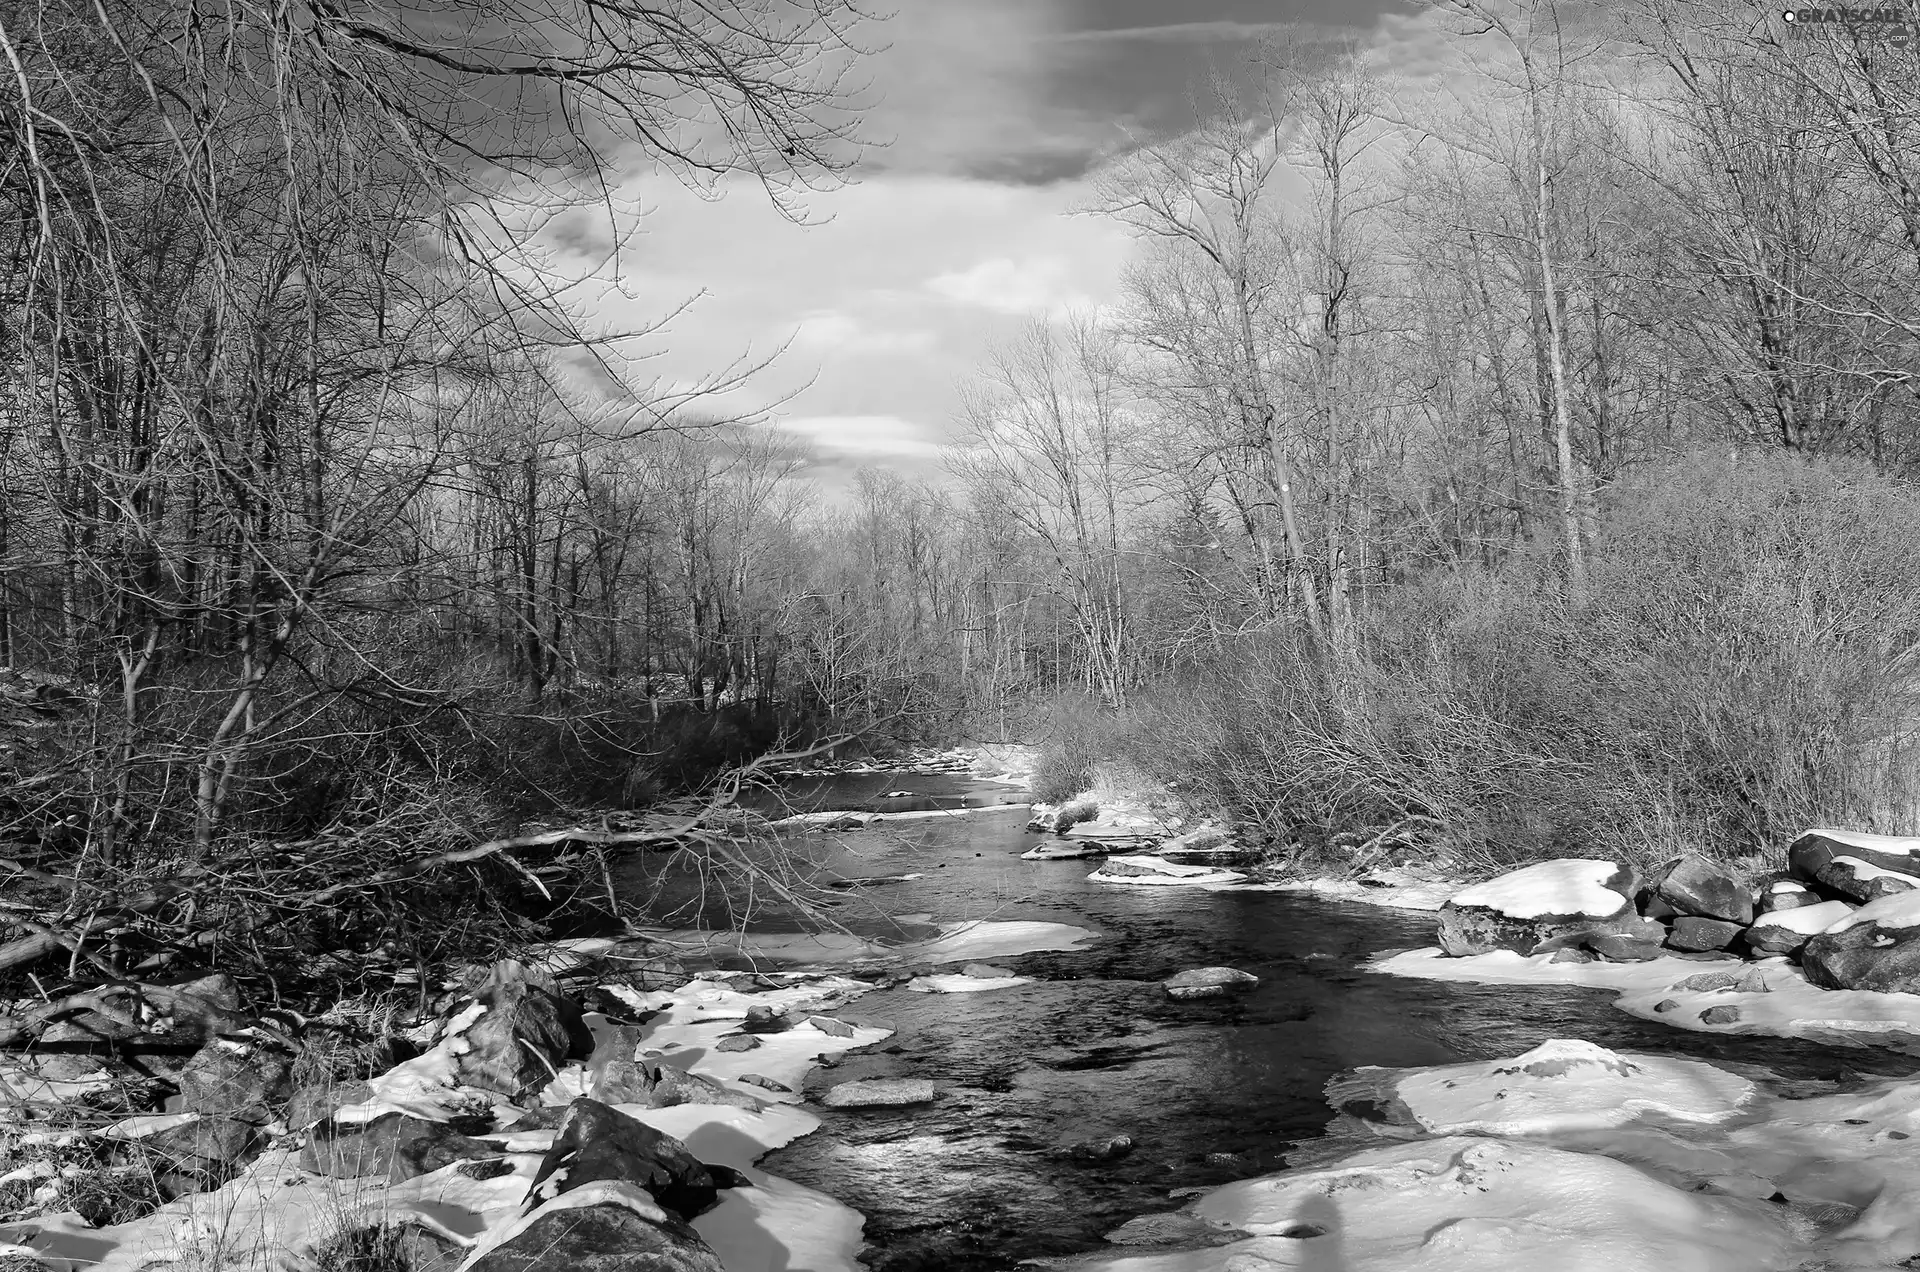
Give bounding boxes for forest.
[3,0,1920,906]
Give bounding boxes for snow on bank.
[1052,1135,1800,1272]
[2,981,880,1272]
[1372,947,1920,1050]
[766,804,1031,830]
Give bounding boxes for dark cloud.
[859,0,1419,186]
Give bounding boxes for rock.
[1162,967,1260,1000]
[466,1183,724,1272]
[1547,947,1595,964]
[1584,934,1665,963]
[1066,1134,1134,1162]
[962,963,1015,979]
[284,1079,375,1132]
[820,1078,937,1109]
[141,1115,257,1180]
[1104,1212,1248,1248]
[1667,916,1746,953]
[808,1015,856,1038]
[1436,860,1639,956]
[1802,893,1920,992]
[524,1098,720,1223]
[1651,854,1754,925]
[1757,877,1822,914]
[1653,999,1680,1013]
[177,1035,294,1124]
[1699,1005,1742,1025]
[1746,899,1856,958]
[450,980,593,1101]
[1789,830,1920,903]
[300,1114,497,1182]
[713,1034,759,1053]
[741,1005,790,1034]
[739,1074,790,1093]
[1672,968,1770,995]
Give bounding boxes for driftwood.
[0,733,858,1045]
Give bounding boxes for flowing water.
[618,771,1920,1271]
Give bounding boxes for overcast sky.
[558,0,1439,490]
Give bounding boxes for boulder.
[300,1114,496,1183]
[177,1035,294,1124]
[1666,916,1746,954]
[1789,830,1920,903]
[1436,860,1639,956]
[1756,878,1822,914]
[1802,893,1920,992]
[1650,854,1754,925]
[714,1034,759,1053]
[820,1078,937,1109]
[141,1114,257,1183]
[1746,899,1856,958]
[1547,947,1594,964]
[1584,934,1664,963]
[523,1098,720,1223]
[450,980,593,1101]
[285,1080,373,1132]
[1065,1134,1134,1162]
[467,1182,723,1272]
[1699,1005,1742,1025]
[741,1004,790,1034]
[1162,967,1260,1000]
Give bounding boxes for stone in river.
[1161,967,1260,1000]
[713,1034,759,1053]
[820,1078,938,1109]
[1698,1005,1742,1025]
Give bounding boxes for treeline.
[4,0,1920,876]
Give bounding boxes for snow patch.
[1446,859,1628,920]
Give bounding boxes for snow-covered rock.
[1801,890,1920,992]
[1746,899,1856,957]
[1789,829,1920,903]
[1062,1136,1799,1272]
[820,1078,937,1109]
[1020,839,1118,861]
[1088,855,1246,887]
[1757,878,1822,914]
[1328,1040,1755,1137]
[1436,859,1638,956]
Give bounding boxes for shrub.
[1134,450,1920,873]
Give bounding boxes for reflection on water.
[618,773,1920,1272]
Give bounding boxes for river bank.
[9,749,1920,1271]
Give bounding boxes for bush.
[1030,692,1111,804]
[1135,450,1920,873]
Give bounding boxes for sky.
[556,0,1439,491]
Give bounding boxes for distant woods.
[2,0,1919,874]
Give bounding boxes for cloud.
[775,414,951,461]
[925,256,1094,317]
[790,310,938,356]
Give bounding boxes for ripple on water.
[624,773,1920,1272]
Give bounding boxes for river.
[617,769,1920,1271]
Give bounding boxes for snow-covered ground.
[1057,1032,1920,1271]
